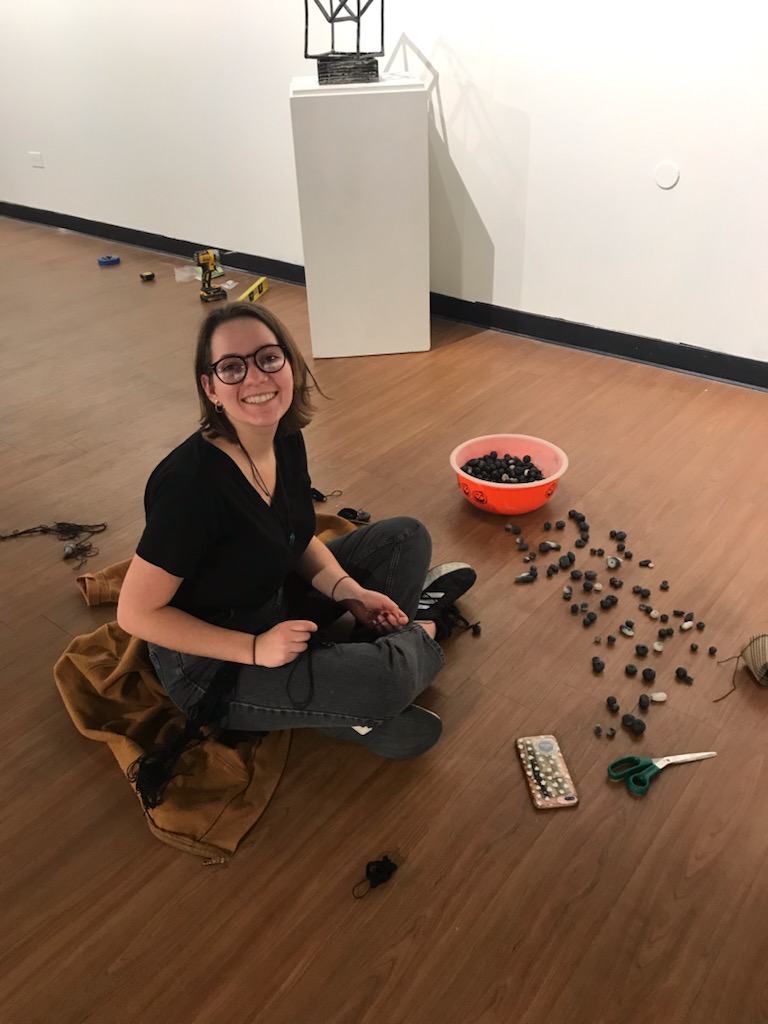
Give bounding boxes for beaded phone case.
[516,734,579,809]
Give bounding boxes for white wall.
[1,0,766,361]
[0,0,310,263]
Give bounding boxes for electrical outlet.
[29,151,44,169]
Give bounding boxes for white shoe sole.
[423,562,474,591]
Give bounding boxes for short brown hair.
[194,302,323,440]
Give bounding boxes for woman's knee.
[379,516,432,560]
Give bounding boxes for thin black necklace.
[236,438,272,500]
[236,438,295,546]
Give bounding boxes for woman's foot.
[416,563,478,641]
[316,705,443,759]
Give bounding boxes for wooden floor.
[2,216,768,1024]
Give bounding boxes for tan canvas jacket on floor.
[53,513,356,862]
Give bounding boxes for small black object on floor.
[353,855,398,898]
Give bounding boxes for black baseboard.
[430,293,767,392]
[0,202,306,286]
[3,201,765,390]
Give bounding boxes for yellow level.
[237,277,269,303]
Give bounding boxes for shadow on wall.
[387,34,505,306]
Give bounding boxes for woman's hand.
[254,620,318,667]
[342,589,408,635]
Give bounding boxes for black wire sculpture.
[304,0,384,85]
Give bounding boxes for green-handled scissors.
[608,751,717,795]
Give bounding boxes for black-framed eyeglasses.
[209,344,288,385]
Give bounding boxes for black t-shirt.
[136,430,315,627]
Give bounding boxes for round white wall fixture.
[655,161,680,189]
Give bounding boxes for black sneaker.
[317,705,442,759]
[417,563,478,641]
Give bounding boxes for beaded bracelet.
[331,574,351,601]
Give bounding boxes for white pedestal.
[290,73,430,358]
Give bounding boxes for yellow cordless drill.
[194,249,227,303]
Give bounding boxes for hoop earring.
[214,401,224,413]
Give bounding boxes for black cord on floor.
[0,520,107,569]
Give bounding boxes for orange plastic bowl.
[449,434,569,515]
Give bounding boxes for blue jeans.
[147,517,445,731]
